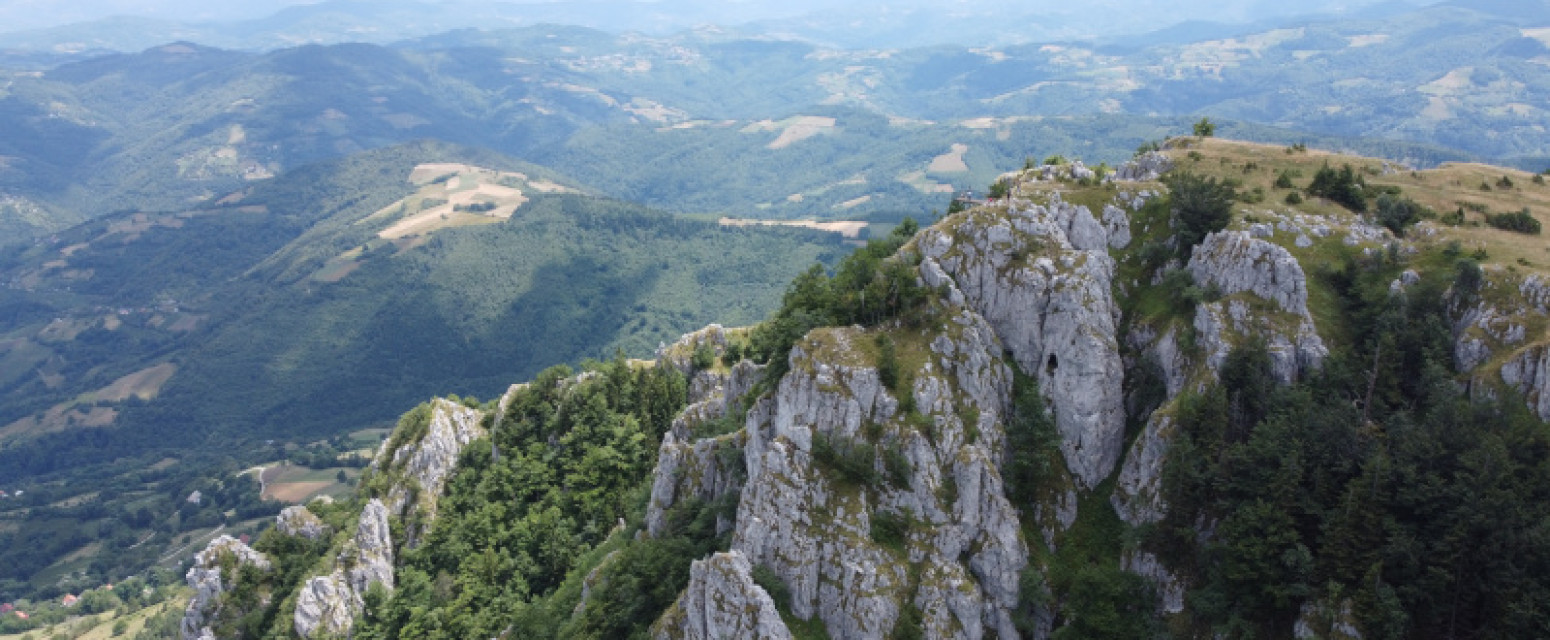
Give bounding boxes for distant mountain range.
[0,0,1440,53]
[8,0,1548,246]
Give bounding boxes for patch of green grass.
[1043,476,1128,572]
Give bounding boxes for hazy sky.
[0,0,1437,40]
[0,0,315,31]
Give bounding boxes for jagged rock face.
[646,337,768,538]
[1112,232,1329,528]
[349,500,395,593]
[293,573,361,639]
[1101,204,1135,249]
[1112,151,1173,182]
[654,551,793,640]
[733,335,908,639]
[1112,415,1172,526]
[1502,345,1550,421]
[292,398,483,638]
[1187,230,1310,317]
[658,324,738,403]
[1521,275,1550,312]
[495,382,529,428]
[665,359,766,444]
[649,318,1023,638]
[276,506,329,540]
[920,196,1127,489]
[181,536,270,640]
[1186,230,1328,384]
[1193,299,1326,385]
[293,499,395,639]
[385,399,485,526]
[1110,323,1185,528]
[719,301,1027,640]
[647,429,748,538]
[1449,271,1550,420]
[575,550,623,618]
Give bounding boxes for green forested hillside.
[0,141,846,602]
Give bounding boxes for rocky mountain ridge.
[179,138,1550,638]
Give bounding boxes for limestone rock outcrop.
[658,323,739,404]
[291,397,483,638]
[384,398,486,529]
[653,551,792,640]
[1185,230,1328,384]
[181,535,271,640]
[649,266,1030,639]
[1113,231,1329,528]
[1112,151,1173,182]
[294,499,394,638]
[646,332,766,538]
[1120,550,1184,614]
[276,506,329,540]
[1187,229,1311,317]
[1293,598,1363,639]
[919,194,1127,489]
[1451,271,1550,421]
[647,427,748,538]
[1502,344,1550,421]
[729,306,1026,639]
[293,573,360,639]
[1112,415,1173,526]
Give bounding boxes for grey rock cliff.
[919,196,1127,489]
[1186,230,1328,384]
[1293,598,1363,639]
[276,506,329,540]
[293,398,481,638]
[1121,550,1184,614]
[647,428,748,538]
[658,323,738,404]
[1112,151,1173,182]
[293,573,360,639]
[646,328,767,538]
[721,303,1027,639]
[732,336,909,639]
[1502,345,1550,421]
[1113,415,1174,526]
[294,499,394,638]
[181,535,270,640]
[654,551,793,640]
[651,278,1031,639]
[1113,231,1329,527]
[385,398,486,531]
[1452,271,1550,420]
[1187,230,1311,317]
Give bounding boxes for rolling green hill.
[0,140,853,601]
